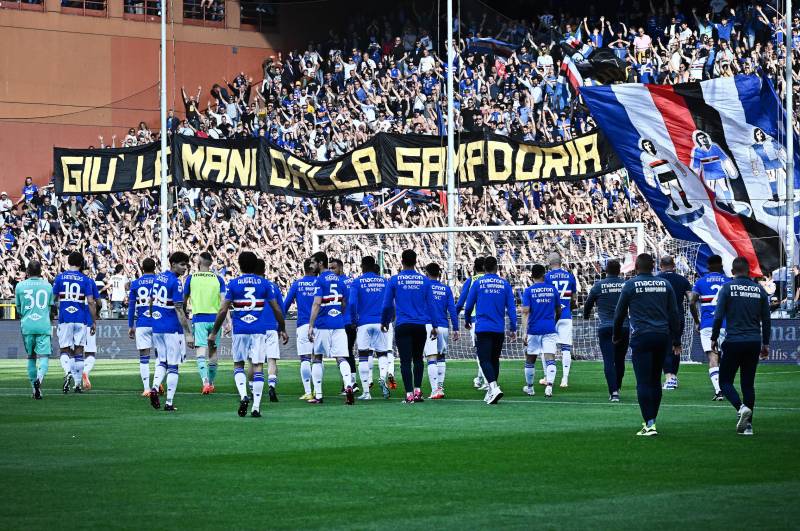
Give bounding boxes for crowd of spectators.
[1,0,798,309]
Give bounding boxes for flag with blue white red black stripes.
[582,75,800,276]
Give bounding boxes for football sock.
[208,361,218,385]
[268,374,277,389]
[709,367,721,393]
[165,365,179,405]
[27,358,37,385]
[476,357,484,381]
[196,356,208,385]
[300,356,312,394]
[233,367,247,399]
[367,355,375,386]
[539,355,547,377]
[437,358,446,388]
[524,362,535,386]
[377,354,388,381]
[338,359,352,389]
[37,357,49,383]
[139,355,151,390]
[386,352,395,376]
[427,359,439,393]
[60,353,71,375]
[252,372,264,411]
[561,347,572,381]
[545,359,557,384]
[358,353,371,390]
[312,360,324,398]
[152,361,167,390]
[71,356,84,387]
[83,355,96,376]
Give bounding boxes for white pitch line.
[0,387,798,412]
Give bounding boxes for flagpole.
[446,0,457,286]
[785,0,795,311]
[159,0,169,271]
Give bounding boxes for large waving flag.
[583,75,800,276]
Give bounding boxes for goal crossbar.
[313,223,646,257]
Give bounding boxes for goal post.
[312,223,699,362]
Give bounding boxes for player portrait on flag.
[639,138,704,223]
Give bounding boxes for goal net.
[313,225,701,361]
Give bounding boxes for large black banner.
[55,132,622,196]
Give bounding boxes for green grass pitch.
[0,359,798,530]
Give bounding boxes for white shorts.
[556,319,573,346]
[313,328,349,358]
[153,332,186,365]
[700,327,725,353]
[135,327,153,351]
[232,333,266,364]
[296,324,313,356]
[262,330,280,360]
[424,326,449,355]
[356,323,388,352]
[527,333,558,356]
[385,323,394,353]
[85,328,97,354]
[57,323,87,349]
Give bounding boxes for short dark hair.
[361,256,376,270]
[169,251,190,265]
[401,249,417,267]
[67,252,84,268]
[311,251,329,268]
[141,258,156,273]
[27,260,42,277]
[606,259,621,276]
[331,258,344,269]
[425,262,441,277]
[114,264,124,274]
[474,256,485,273]
[707,254,723,272]
[255,258,266,277]
[199,251,213,265]
[731,256,751,276]
[531,263,546,279]
[484,256,498,272]
[303,258,315,274]
[635,253,655,273]
[238,251,258,274]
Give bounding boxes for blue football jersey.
[314,270,346,329]
[259,279,283,332]
[284,275,318,327]
[339,275,355,325]
[693,272,730,328]
[429,279,458,329]
[522,282,560,335]
[53,271,94,324]
[545,268,577,319]
[349,272,386,326]
[226,274,277,334]
[83,277,99,325]
[150,271,185,334]
[128,274,156,328]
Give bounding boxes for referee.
[710,257,771,436]
[613,253,681,436]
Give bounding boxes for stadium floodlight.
[312,222,700,361]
